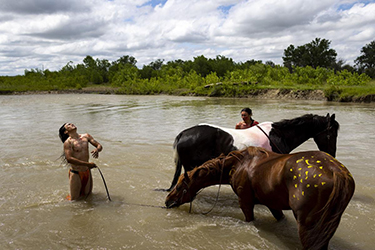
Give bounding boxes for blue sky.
[337,0,373,10]
[0,0,374,75]
[147,0,168,7]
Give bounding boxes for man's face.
[64,123,77,133]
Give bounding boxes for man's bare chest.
[71,138,89,153]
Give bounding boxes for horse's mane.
[272,114,339,131]
[191,147,268,179]
[191,151,242,179]
[244,146,270,158]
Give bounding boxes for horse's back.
[199,122,273,151]
[285,151,353,205]
[239,150,354,211]
[173,124,236,169]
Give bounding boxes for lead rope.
[96,166,112,201]
[256,125,285,154]
[95,166,169,208]
[189,157,225,215]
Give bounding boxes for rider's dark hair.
[241,108,253,116]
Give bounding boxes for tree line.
[29,38,375,81]
[283,38,375,78]
[0,38,374,99]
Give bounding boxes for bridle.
[177,178,195,213]
[180,158,227,215]
[314,125,334,140]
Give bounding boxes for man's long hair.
[59,123,68,143]
[59,123,68,164]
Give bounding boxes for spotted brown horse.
[166,147,355,250]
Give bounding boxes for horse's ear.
[326,113,330,118]
[331,113,335,120]
[184,172,190,184]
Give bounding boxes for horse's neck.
[275,122,324,153]
[190,157,236,191]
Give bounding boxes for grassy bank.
[1,65,374,102]
[2,81,374,103]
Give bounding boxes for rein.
[256,125,285,154]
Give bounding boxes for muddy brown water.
[0,94,374,249]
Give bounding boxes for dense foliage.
[355,40,375,78]
[1,38,374,101]
[283,38,337,71]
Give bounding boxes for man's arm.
[86,133,103,159]
[63,140,96,168]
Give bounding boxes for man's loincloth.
[69,169,91,197]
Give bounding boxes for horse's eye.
[183,189,187,194]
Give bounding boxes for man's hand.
[91,149,100,158]
[89,162,97,169]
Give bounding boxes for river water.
[0,94,374,249]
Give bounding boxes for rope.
[96,166,112,201]
[189,157,226,215]
[123,202,166,209]
[256,125,285,154]
[96,166,169,208]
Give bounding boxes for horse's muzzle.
[165,200,179,208]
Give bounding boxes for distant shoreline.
[2,88,375,103]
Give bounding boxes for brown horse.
[165,147,355,250]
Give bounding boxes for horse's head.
[313,113,339,157]
[166,152,245,208]
[165,172,195,208]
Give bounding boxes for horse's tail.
[164,135,184,191]
[302,170,355,250]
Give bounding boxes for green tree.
[236,59,263,70]
[139,59,164,79]
[82,55,101,84]
[209,55,235,78]
[149,59,164,71]
[265,61,276,67]
[166,59,185,68]
[115,55,137,67]
[60,61,75,73]
[192,55,212,77]
[109,55,137,82]
[83,55,97,69]
[111,64,139,87]
[283,38,337,71]
[96,58,110,83]
[355,40,375,78]
[81,55,110,84]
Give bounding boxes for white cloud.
[0,0,374,75]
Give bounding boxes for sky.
[0,0,374,76]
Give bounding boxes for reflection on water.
[0,94,374,249]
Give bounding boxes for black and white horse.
[163,114,339,191]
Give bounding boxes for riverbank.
[242,89,375,102]
[3,86,375,103]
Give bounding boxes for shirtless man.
[59,123,103,200]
